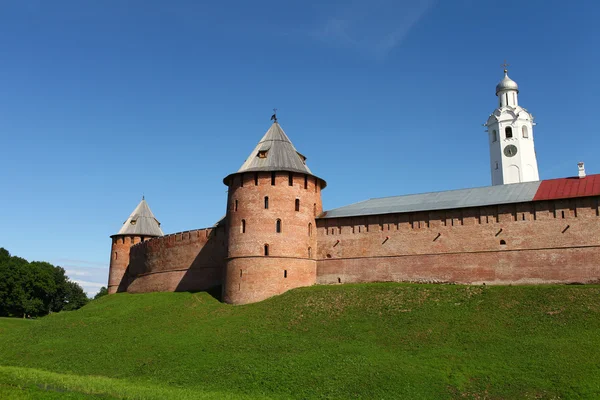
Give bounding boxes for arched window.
[505,127,513,139]
[271,172,276,186]
[264,196,269,209]
[276,219,282,233]
[241,219,246,233]
[295,199,300,212]
[308,223,312,236]
[288,172,293,186]
[264,244,269,256]
[313,203,317,216]
[284,270,287,278]
[114,252,117,260]
[254,173,259,186]
[522,126,529,138]
[234,199,238,211]
[308,247,312,258]
[492,130,497,142]
[304,175,308,189]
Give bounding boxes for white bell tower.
[484,64,539,185]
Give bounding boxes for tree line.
[0,248,100,318]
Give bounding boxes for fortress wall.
[126,225,227,293]
[316,196,600,285]
[223,171,322,304]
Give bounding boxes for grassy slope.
[0,283,599,399]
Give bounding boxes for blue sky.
[1,0,598,295]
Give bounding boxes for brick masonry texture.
[110,184,600,303]
[316,197,600,285]
[224,172,323,304]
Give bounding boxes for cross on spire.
[501,60,510,73]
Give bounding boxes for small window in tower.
[235,200,238,212]
[271,172,276,186]
[295,199,300,212]
[492,130,497,142]
[258,150,268,158]
[505,127,513,139]
[308,223,312,236]
[308,247,312,258]
[254,173,259,186]
[240,173,244,187]
[276,219,282,233]
[264,196,269,209]
[114,252,117,260]
[522,126,529,138]
[313,203,317,216]
[130,219,137,225]
[264,244,269,256]
[495,162,499,170]
[284,270,287,278]
[241,219,246,233]
[500,239,506,245]
[297,151,307,164]
[288,172,293,186]
[304,175,308,189]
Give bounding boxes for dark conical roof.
[224,121,325,187]
[112,199,164,237]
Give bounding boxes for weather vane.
[501,60,510,73]
[270,108,277,122]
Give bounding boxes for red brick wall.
[125,226,227,293]
[108,235,148,294]
[316,196,600,285]
[223,171,323,304]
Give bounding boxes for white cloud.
[72,280,106,297]
[62,264,108,297]
[312,0,434,59]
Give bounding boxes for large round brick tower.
[108,197,164,294]
[222,117,326,304]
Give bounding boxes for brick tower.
[222,116,326,304]
[108,197,164,294]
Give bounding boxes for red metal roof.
[533,174,600,201]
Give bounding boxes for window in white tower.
[492,130,497,142]
[505,127,513,139]
[522,126,529,138]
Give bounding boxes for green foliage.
[0,248,88,317]
[0,283,599,399]
[93,286,108,300]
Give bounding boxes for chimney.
[578,162,586,178]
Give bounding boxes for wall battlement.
[107,117,600,303]
[316,196,600,286]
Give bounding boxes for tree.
[94,287,108,300]
[0,248,90,317]
[63,281,89,311]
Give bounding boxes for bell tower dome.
[222,115,326,304]
[485,66,540,185]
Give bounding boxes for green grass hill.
[1,283,600,399]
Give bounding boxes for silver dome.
[496,70,519,95]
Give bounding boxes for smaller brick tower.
[108,197,164,294]
[223,115,326,304]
